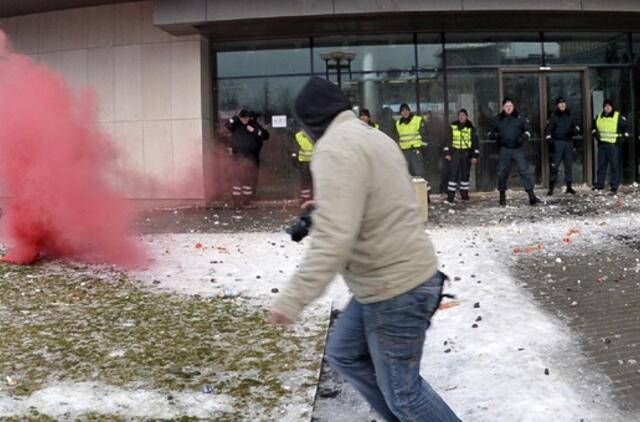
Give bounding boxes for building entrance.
[499,68,591,187]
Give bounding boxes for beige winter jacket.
[273,110,438,321]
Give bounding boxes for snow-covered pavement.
[2,200,639,420]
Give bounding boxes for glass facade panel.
[446,69,500,191]
[217,39,311,77]
[418,70,446,192]
[590,67,634,183]
[313,35,415,74]
[343,72,417,139]
[214,31,639,200]
[417,33,444,70]
[216,76,309,199]
[545,72,586,184]
[544,33,630,65]
[445,32,542,67]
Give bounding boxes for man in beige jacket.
[269,77,459,422]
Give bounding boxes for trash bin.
[412,177,428,223]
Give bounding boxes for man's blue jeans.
[325,272,460,422]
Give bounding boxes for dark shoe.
[547,183,555,196]
[499,191,506,206]
[610,188,618,195]
[461,190,470,201]
[592,185,603,191]
[566,183,576,195]
[526,189,540,206]
[446,191,455,203]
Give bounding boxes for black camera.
[286,207,313,242]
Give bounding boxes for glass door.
[500,69,590,187]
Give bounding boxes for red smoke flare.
[0,31,145,267]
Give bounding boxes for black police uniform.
[545,108,580,194]
[225,114,269,205]
[489,109,539,205]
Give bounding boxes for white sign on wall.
[272,115,287,128]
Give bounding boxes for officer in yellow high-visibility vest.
[359,109,380,129]
[395,103,428,184]
[292,130,314,201]
[443,109,479,203]
[592,99,629,194]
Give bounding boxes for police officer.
[489,98,540,206]
[395,103,429,194]
[443,109,479,203]
[545,97,580,195]
[225,109,269,208]
[359,108,379,129]
[292,130,314,202]
[592,99,629,194]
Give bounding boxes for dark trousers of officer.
[447,149,472,195]
[232,153,259,205]
[596,142,620,191]
[402,148,431,193]
[299,162,313,201]
[550,140,574,185]
[497,147,534,191]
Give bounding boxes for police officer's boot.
[461,190,470,201]
[566,183,576,195]
[547,182,555,196]
[526,189,540,206]
[499,191,506,206]
[446,191,455,204]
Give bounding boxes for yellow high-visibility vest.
[596,111,620,144]
[395,115,423,149]
[373,122,380,130]
[295,131,314,162]
[451,124,473,149]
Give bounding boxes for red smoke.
[0,31,145,267]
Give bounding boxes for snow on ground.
[423,220,631,422]
[129,211,636,420]
[132,231,351,308]
[2,382,234,419]
[3,208,638,420]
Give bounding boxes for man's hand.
[444,155,452,161]
[246,125,255,133]
[470,158,478,164]
[268,308,292,326]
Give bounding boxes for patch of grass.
[0,263,326,419]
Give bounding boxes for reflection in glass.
[216,39,311,78]
[216,76,309,199]
[445,33,542,66]
[313,35,415,73]
[543,33,630,65]
[446,69,500,191]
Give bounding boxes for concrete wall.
[0,1,211,203]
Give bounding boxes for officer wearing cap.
[592,99,629,194]
[545,97,580,195]
[395,103,429,193]
[443,109,480,203]
[359,109,380,129]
